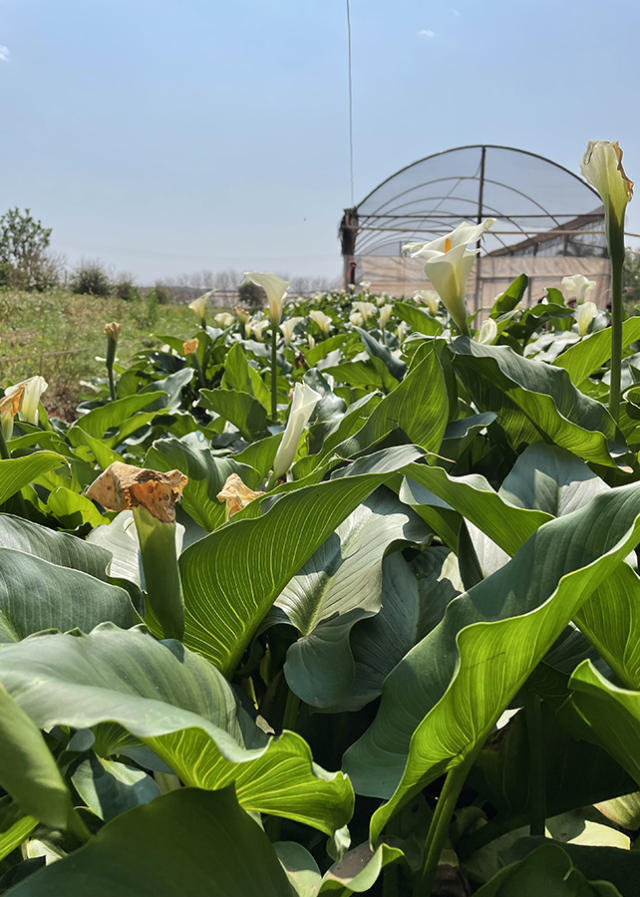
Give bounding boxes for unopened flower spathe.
[581,141,633,228]
[271,381,321,481]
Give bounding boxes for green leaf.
[0,684,85,837]
[275,490,427,710]
[46,486,110,529]
[0,514,112,579]
[0,546,139,642]
[399,461,550,557]
[394,301,443,336]
[0,452,66,505]
[319,842,404,894]
[498,443,609,516]
[274,842,321,897]
[353,326,406,381]
[71,393,165,439]
[554,317,640,386]
[342,483,640,842]
[5,788,293,897]
[199,388,269,440]
[451,337,624,466]
[145,433,258,530]
[474,840,621,896]
[490,274,529,318]
[180,445,422,675]
[573,563,640,690]
[328,349,448,461]
[570,659,640,791]
[0,625,353,835]
[222,343,270,410]
[70,754,160,821]
[0,816,37,863]
[324,359,397,392]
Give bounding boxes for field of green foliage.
[1,141,640,896]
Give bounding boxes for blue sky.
[1,0,639,284]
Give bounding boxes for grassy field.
[0,289,200,417]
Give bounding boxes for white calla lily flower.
[379,304,393,328]
[404,219,495,333]
[397,321,409,340]
[309,310,332,335]
[561,274,596,304]
[576,301,598,337]
[188,292,213,321]
[271,382,321,481]
[280,316,304,346]
[307,334,316,350]
[349,311,364,327]
[353,301,376,320]
[1,375,48,440]
[475,318,498,345]
[214,312,235,327]
[581,141,633,230]
[251,319,269,340]
[244,272,289,324]
[413,289,440,315]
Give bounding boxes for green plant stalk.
[105,336,117,401]
[281,687,300,733]
[524,691,546,836]
[270,323,278,420]
[608,224,625,422]
[413,750,477,897]
[189,351,206,389]
[0,426,10,460]
[132,506,184,640]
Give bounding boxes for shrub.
[0,206,58,291]
[69,260,112,297]
[237,280,265,310]
[114,275,139,302]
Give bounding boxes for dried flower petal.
[87,462,187,523]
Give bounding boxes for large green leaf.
[222,342,270,410]
[574,563,640,689]
[5,788,293,897]
[273,490,427,710]
[342,484,640,842]
[554,317,640,386]
[71,393,165,439]
[199,388,269,440]
[0,685,84,838]
[0,625,353,834]
[399,461,550,556]
[352,326,406,381]
[0,547,139,642]
[451,337,624,466]
[0,452,66,504]
[329,349,448,461]
[180,445,422,675]
[570,661,640,789]
[473,840,620,896]
[145,433,258,530]
[0,514,112,579]
[393,301,443,335]
[498,443,609,516]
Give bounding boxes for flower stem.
[609,239,624,423]
[105,336,117,401]
[524,691,546,836]
[0,427,10,460]
[270,323,278,420]
[413,751,476,897]
[132,506,184,640]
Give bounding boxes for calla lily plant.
[404,219,496,334]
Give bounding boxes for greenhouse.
[340,144,610,307]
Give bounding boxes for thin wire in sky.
[346,0,355,205]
